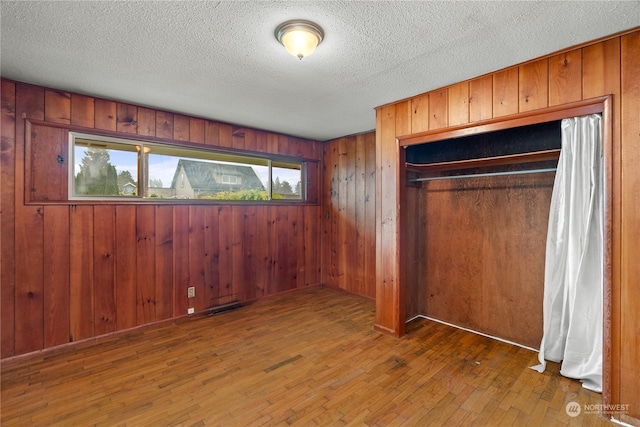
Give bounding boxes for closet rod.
[409,168,557,182]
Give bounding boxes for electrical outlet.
[187,286,195,298]
[187,307,195,315]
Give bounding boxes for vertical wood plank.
[218,206,233,300]
[14,205,45,354]
[232,126,245,150]
[278,134,289,156]
[469,75,493,122]
[1,79,16,358]
[29,125,67,201]
[44,89,71,124]
[287,137,303,158]
[296,206,306,289]
[376,104,402,335]
[395,100,412,136]
[70,93,95,128]
[115,205,137,330]
[620,31,640,421]
[337,137,349,291]
[267,207,278,293]
[304,205,320,287]
[203,205,219,309]
[116,103,138,134]
[94,99,116,131]
[156,111,174,139]
[328,141,339,288]
[267,133,278,154]
[342,137,356,291]
[429,89,448,130]
[278,207,294,291]
[205,121,220,147]
[404,183,420,319]
[364,131,376,299]
[43,205,70,348]
[190,118,205,144]
[493,68,519,117]
[231,207,245,299]
[354,133,367,295]
[14,83,45,355]
[188,206,206,310]
[173,114,190,141]
[320,143,332,287]
[411,93,430,134]
[243,206,258,300]
[173,206,190,316]
[519,59,549,112]
[583,38,621,99]
[549,50,583,106]
[306,160,320,205]
[254,206,268,298]
[244,128,257,152]
[136,205,156,325]
[137,107,156,137]
[448,82,470,126]
[219,123,233,148]
[69,205,94,342]
[155,205,174,320]
[93,206,116,336]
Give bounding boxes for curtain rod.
[409,168,557,182]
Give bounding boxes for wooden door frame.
[396,95,614,408]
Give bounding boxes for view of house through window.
[70,132,305,201]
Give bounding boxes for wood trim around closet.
[396,94,614,409]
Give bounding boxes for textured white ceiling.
[1,1,638,141]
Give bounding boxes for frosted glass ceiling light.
[275,20,324,60]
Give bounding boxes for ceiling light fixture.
[275,20,324,60]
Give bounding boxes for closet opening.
[396,95,613,404]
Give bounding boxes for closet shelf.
[406,148,560,174]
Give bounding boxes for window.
[69,132,306,202]
[221,175,240,184]
[272,161,303,200]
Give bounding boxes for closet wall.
[0,80,323,359]
[375,29,639,422]
[414,171,554,349]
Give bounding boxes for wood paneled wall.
[417,174,555,350]
[375,28,639,422]
[0,80,323,359]
[321,133,376,299]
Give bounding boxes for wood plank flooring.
[1,286,612,426]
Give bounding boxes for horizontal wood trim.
[399,96,609,146]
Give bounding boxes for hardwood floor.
[1,286,612,426]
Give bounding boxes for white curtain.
[531,114,604,392]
